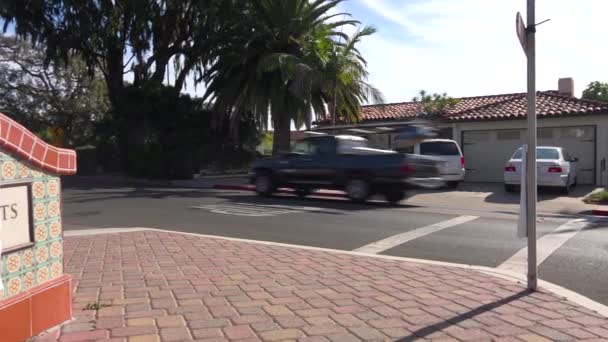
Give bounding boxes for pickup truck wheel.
[254,172,275,196]
[346,179,370,203]
[385,191,405,205]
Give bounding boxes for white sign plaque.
[0,185,32,252]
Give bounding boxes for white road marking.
[498,218,592,273]
[353,215,479,254]
[190,202,342,217]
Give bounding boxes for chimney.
[558,77,574,97]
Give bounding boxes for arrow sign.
[516,12,527,55]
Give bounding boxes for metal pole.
[526,0,538,291]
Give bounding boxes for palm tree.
[203,0,380,154]
[317,25,384,126]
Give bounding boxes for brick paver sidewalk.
[36,230,608,342]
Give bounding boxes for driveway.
[407,182,602,216]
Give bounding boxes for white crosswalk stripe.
[498,218,593,274]
[353,215,479,254]
[190,202,341,217]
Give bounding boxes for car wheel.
[345,179,370,203]
[505,184,516,193]
[447,181,459,189]
[385,191,406,205]
[255,172,275,196]
[295,188,310,198]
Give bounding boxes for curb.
[212,184,347,198]
[65,226,608,318]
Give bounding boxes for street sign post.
[517,144,528,238]
[516,0,538,291]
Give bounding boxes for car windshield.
[420,142,460,156]
[512,148,560,160]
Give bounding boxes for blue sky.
[327,0,608,103]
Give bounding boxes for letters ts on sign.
[0,185,32,251]
[516,11,527,55]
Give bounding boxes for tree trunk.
[150,55,170,85]
[106,48,125,110]
[272,114,291,156]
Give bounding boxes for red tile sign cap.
[0,112,77,175]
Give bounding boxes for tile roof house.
[314,78,608,186]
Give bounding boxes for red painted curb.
[592,209,608,216]
[212,184,346,198]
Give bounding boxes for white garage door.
[462,126,595,184]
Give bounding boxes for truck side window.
[291,140,319,155]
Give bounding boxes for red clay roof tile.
[320,91,608,124]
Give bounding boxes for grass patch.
[83,302,110,311]
[583,190,608,204]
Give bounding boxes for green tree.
[320,26,384,126]
[203,0,380,154]
[582,81,608,103]
[0,36,109,146]
[0,0,234,106]
[1,0,244,175]
[412,90,460,118]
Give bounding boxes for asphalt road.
[62,183,608,306]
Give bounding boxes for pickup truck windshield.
[337,139,368,154]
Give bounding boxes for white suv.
[413,139,465,188]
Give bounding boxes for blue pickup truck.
[250,135,442,203]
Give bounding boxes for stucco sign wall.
[0,112,77,342]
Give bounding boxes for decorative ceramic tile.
[47,200,60,218]
[35,224,48,242]
[36,245,49,264]
[34,202,47,222]
[49,221,61,238]
[47,179,59,197]
[50,262,62,279]
[6,253,21,273]
[1,160,16,179]
[22,250,34,268]
[8,277,21,296]
[23,271,35,290]
[18,163,29,178]
[50,241,62,258]
[37,266,49,283]
[32,181,46,199]
[32,170,43,178]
